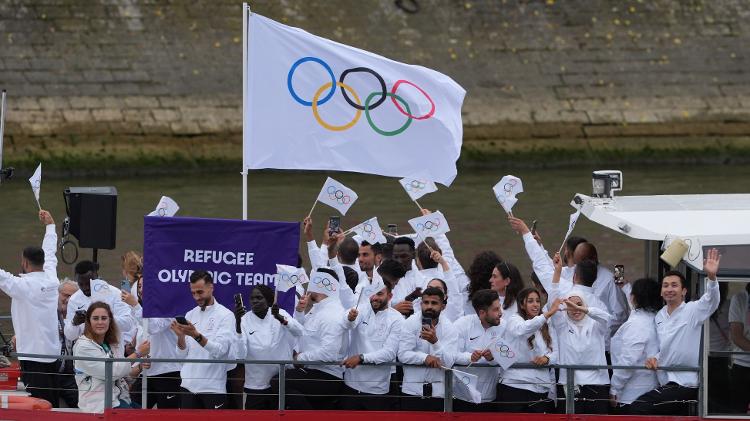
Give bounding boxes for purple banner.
[142,216,300,317]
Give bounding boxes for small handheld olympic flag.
[275,264,308,293]
[492,175,523,215]
[28,163,42,210]
[487,335,518,370]
[310,177,358,216]
[559,209,582,254]
[408,210,450,238]
[399,176,438,202]
[452,370,482,404]
[349,217,387,244]
[307,270,340,296]
[147,196,179,217]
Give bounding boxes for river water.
[1,164,750,315]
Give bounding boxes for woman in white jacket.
[498,287,563,413]
[609,278,662,413]
[73,301,150,413]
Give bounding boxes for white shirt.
[499,295,519,319]
[391,265,427,308]
[729,290,750,367]
[411,267,463,322]
[236,308,303,390]
[398,313,458,398]
[433,233,470,297]
[144,318,182,376]
[452,314,501,402]
[0,225,60,363]
[294,296,348,379]
[549,283,611,386]
[176,301,235,394]
[610,309,659,404]
[64,279,136,348]
[344,304,403,394]
[654,279,719,387]
[502,314,557,394]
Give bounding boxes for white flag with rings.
[28,163,42,205]
[315,177,358,215]
[408,210,450,238]
[492,175,523,214]
[399,176,438,201]
[275,264,308,293]
[307,270,340,296]
[350,216,387,245]
[148,196,179,217]
[243,13,466,186]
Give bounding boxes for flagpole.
[241,3,250,220]
[34,198,41,211]
[415,231,435,253]
[306,200,318,219]
[413,199,425,212]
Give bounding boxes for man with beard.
[171,270,234,409]
[630,249,722,416]
[341,278,403,410]
[391,237,427,317]
[358,241,382,279]
[452,289,504,411]
[0,210,62,405]
[64,260,135,348]
[398,286,458,411]
[234,285,303,409]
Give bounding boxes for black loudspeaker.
[63,187,118,250]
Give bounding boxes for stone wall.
[2,0,750,167]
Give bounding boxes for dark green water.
[2,164,750,314]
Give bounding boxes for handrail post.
[104,360,113,410]
[141,370,148,409]
[565,367,574,414]
[278,363,286,410]
[443,368,453,412]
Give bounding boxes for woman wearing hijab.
[548,253,611,414]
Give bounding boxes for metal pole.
[241,3,249,220]
[0,90,6,184]
[443,369,453,412]
[104,360,113,409]
[141,372,148,409]
[565,368,575,414]
[277,363,285,410]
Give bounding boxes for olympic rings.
[493,342,516,359]
[280,274,300,284]
[503,180,518,195]
[405,180,426,192]
[339,67,387,110]
[458,374,471,386]
[312,276,337,292]
[390,79,436,120]
[417,219,441,232]
[327,185,352,205]
[287,57,336,106]
[360,223,377,240]
[313,82,362,131]
[365,92,412,137]
[286,56,436,135]
[157,207,167,217]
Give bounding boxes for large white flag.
[28,163,42,208]
[244,13,466,186]
[349,217,387,244]
[452,370,483,404]
[315,177,358,215]
[492,175,523,214]
[399,176,438,201]
[148,196,179,217]
[408,210,450,238]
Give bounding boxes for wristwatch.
[194,334,204,343]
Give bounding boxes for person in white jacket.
[609,278,662,413]
[630,249,722,416]
[234,284,303,409]
[498,287,563,413]
[0,210,61,406]
[398,286,458,411]
[549,253,612,414]
[73,301,150,413]
[170,270,235,410]
[489,261,525,319]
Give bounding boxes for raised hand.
[303,217,314,242]
[39,210,54,226]
[703,248,721,281]
[507,216,530,235]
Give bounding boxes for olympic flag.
[408,210,450,238]
[148,196,179,217]
[28,163,42,209]
[452,370,482,404]
[315,176,358,215]
[399,176,438,201]
[275,264,308,293]
[307,271,339,296]
[349,216,387,245]
[243,13,466,186]
[492,175,523,214]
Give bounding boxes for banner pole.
[413,199,425,213]
[241,3,250,220]
[306,200,318,219]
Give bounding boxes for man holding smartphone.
[398,286,457,411]
[170,270,234,410]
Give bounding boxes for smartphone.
[614,264,625,284]
[328,216,341,234]
[233,293,244,309]
[75,309,87,318]
[175,316,189,325]
[387,224,398,234]
[120,279,131,291]
[421,316,432,327]
[530,220,538,235]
